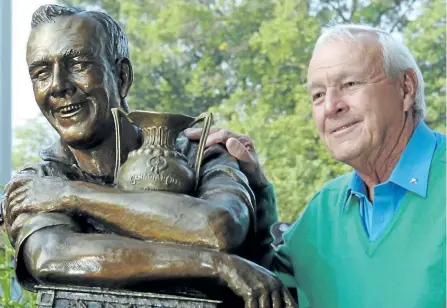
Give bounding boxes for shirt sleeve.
[250,183,279,268]
[12,213,81,291]
[177,134,277,263]
[272,237,297,289]
[1,163,81,291]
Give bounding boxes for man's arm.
[5,143,255,252]
[184,127,278,267]
[5,177,249,252]
[11,212,294,308]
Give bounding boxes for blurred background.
[0,0,445,306]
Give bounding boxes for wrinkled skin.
[184,127,269,190]
[3,10,296,308]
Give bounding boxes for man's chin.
[329,145,362,164]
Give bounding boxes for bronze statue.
[1,4,295,308]
[111,108,212,193]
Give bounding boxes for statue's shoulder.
[16,139,80,179]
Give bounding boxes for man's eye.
[313,92,325,101]
[345,81,357,87]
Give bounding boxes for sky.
[12,0,56,127]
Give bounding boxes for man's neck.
[69,121,140,178]
[355,114,417,201]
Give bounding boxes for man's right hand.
[184,127,269,190]
[214,252,296,308]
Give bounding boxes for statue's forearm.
[23,227,221,288]
[67,181,249,251]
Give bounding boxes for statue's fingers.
[9,195,28,222]
[8,186,28,204]
[4,176,32,200]
[282,287,297,308]
[245,297,259,308]
[271,290,281,308]
[258,293,271,308]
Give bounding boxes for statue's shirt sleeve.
[177,134,278,263]
[2,163,81,290]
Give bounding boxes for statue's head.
[26,5,133,149]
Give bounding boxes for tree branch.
[327,1,348,22]
[349,0,358,21]
[389,0,418,32]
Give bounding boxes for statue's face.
[26,14,122,149]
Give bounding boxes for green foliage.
[12,116,58,171]
[0,231,36,307]
[4,0,445,304]
[404,0,446,133]
[58,0,444,220]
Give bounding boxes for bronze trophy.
[111,108,213,194]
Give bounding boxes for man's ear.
[402,69,418,113]
[115,57,133,99]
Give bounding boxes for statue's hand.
[215,253,296,308]
[184,127,269,190]
[3,175,71,223]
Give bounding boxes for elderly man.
[186,24,446,307]
[1,4,295,307]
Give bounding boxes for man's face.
[307,35,410,165]
[27,14,121,149]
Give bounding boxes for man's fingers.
[183,127,203,140]
[202,129,230,147]
[227,137,253,162]
[184,126,220,140]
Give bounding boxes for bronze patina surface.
[1,4,295,308]
[112,108,212,194]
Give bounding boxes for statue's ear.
[116,57,133,99]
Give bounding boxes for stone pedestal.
[35,285,222,308]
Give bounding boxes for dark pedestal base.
[35,285,222,308]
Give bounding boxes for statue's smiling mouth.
[54,102,87,118]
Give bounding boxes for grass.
[0,184,36,307]
[0,231,36,307]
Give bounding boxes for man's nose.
[324,88,348,118]
[50,63,76,97]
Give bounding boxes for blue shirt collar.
[343,121,437,211]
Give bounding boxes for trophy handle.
[189,112,213,191]
[111,107,134,184]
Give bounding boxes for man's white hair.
[313,23,426,120]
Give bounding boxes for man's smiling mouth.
[334,123,356,133]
